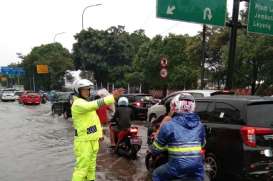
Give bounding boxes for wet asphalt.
[0,101,245,181]
[0,101,151,181]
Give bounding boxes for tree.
[220,29,273,95]
[73,26,149,88]
[21,43,74,90]
[132,34,199,90]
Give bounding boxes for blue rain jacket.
[152,113,206,180]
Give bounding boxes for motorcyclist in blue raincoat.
[151,93,206,181]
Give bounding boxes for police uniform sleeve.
[74,95,115,113]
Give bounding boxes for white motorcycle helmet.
[73,79,94,96]
[170,93,196,114]
[118,97,129,106]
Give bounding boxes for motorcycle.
[145,147,211,181]
[111,126,142,160]
[145,122,211,181]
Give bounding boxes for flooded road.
[0,101,151,181]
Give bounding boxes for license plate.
[130,137,141,144]
[264,135,273,140]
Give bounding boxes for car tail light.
[129,127,138,135]
[133,101,142,107]
[240,126,273,147]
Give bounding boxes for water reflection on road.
[0,102,151,181]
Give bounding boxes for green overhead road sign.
[248,0,273,36]
[156,0,227,26]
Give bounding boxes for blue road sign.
[0,67,25,76]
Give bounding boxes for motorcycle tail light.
[130,127,138,134]
[200,148,206,156]
[133,101,142,107]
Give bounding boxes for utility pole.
[226,0,241,89]
[33,73,36,92]
[201,25,207,89]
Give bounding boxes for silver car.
[147,90,234,122]
[1,91,16,101]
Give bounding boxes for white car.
[14,91,24,100]
[147,90,234,122]
[1,91,16,101]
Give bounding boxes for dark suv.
[195,96,273,180]
[121,94,156,120]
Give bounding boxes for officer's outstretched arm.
[74,95,115,113]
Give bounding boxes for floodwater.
[0,101,151,181]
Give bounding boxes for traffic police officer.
[71,79,123,181]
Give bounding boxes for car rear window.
[211,91,235,96]
[27,93,39,96]
[135,95,153,102]
[247,102,273,127]
[189,93,204,98]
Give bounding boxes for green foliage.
[14,24,273,94]
[131,34,199,90]
[219,29,273,94]
[21,43,74,90]
[73,26,149,87]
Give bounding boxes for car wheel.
[205,153,221,181]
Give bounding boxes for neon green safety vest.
[71,95,115,141]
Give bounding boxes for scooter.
[112,126,142,160]
[145,126,211,181]
[145,146,211,181]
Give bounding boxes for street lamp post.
[53,32,66,42]
[82,4,102,30]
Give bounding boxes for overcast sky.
[0,0,243,66]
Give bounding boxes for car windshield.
[247,102,273,127]
[3,91,14,94]
[56,92,71,101]
[15,92,23,96]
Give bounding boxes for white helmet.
[118,97,129,106]
[73,79,94,95]
[170,93,195,114]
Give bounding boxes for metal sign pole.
[201,25,207,89]
[226,0,240,89]
[33,74,35,92]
